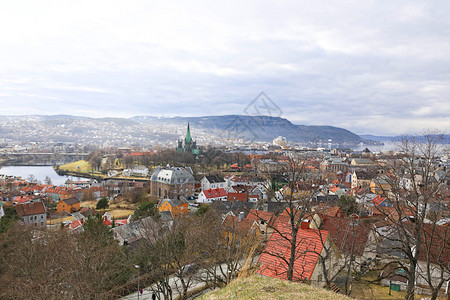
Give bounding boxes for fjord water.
[0,166,85,186]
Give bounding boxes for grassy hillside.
[199,275,351,300]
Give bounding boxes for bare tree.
[374,132,449,300]
[255,153,318,281]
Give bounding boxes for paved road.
[121,264,229,300]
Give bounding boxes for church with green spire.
[176,123,200,155]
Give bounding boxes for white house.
[200,175,226,191]
[198,188,227,203]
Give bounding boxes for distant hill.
[0,114,380,146]
[132,115,377,145]
[360,134,449,144]
[199,275,351,300]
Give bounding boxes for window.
[318,274,322,282]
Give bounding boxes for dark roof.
[205,175,225,183]
[159,210,174,222]
[15,202,46,217]
[159,198,187,208]
[353,170,374,180]
[211,200,254,214]
[62,197,80,205]
[314,195,339,203]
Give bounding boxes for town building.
[57,197,81,213]
[15,201,47,227]
[158,198,188,218]
[150,166,196,199]
[200,175,226,191]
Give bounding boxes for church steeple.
[185,122,192,144]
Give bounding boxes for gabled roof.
[158,198,187,208]
[246,209,275,226]
[316,205,342,218]
[204,175,225,183]
[222,214,259,235]
[322,217,371,256]
[202,188,227,199]
[353,170,374,180]
[15,201,46,217]
[228,193,248,202]
[62,197,80,206]
[258,221,329,281]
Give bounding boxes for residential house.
[113,216,158,246]
[158,198,188,217]
[246,209,276,239]
[198,188,227,203]
[227,192,248,202]
[351,170,374,190]
[257,219,340,286]
[200,175,226,191]
[278,183,312,200]
[222,213,262,246]
[57,197,81,213]
[370,175,393,195]
[15,201,47,227]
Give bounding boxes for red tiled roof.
[227,193,248,202]
[69,219,84,230]
[316,205,342,218]
[247,209,275,226]
[322,217,371,256]
[202,188,227,199]
[222,214,258,235]
[417,223,450,265]
[257,221,329,281]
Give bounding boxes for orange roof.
[257,220,328,281]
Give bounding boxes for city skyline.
[0,1,449,135]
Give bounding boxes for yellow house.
[279,185,311,200]
[370,176,392,195]
[158,198,188,217]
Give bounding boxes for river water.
[0,166,86,186]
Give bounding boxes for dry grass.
[47,215,73,225]
[58,160,92,172]
[81,199,135,219]
[199,275,351,300]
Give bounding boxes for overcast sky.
[0,1,449,135]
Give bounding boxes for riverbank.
[55,161,150,182]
